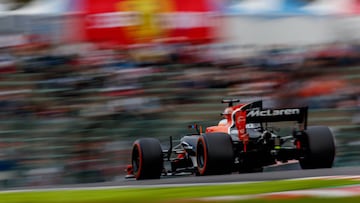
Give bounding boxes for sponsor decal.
[86,12,141,28]
[116,0,173,42]
[87,12,214,29]
[236,115,246,123]
[247,109,300,117]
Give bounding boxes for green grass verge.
[1,179,360,203]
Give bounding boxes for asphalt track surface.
[6,166,360,191]
[123,166,360,186]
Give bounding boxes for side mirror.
[188,124,202,134]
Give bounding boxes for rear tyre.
[299,126,336,169]
[196,133,234,175]
[132,138,163,180]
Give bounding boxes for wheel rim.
[197,137,207,175]
[132,145,140,174]
[197,141,205,168]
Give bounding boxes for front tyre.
[196,133,234,175]
[299,126,336,169]
[132,138,163,180]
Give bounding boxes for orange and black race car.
[127,99,336,180]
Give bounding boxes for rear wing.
[244,102,308,129]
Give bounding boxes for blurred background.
[0,0,359,188]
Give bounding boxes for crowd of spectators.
[0,41,359,118]
[0,40,359,187]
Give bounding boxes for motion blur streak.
[0,0,359,188]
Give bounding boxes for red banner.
[84,0,217,45]
[349,0,360,15]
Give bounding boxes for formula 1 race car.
[127,99,336,180]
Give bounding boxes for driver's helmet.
[221,107,233,119]
[218,119,227,126]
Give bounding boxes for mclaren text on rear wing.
[246,107,308,128]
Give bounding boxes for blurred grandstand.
[0,41,358,187]
[0,0,359,188]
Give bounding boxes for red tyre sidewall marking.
[133,142,143,179]
[198,136,208,175]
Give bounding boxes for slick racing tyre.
[299,126,336,169]
[132,138,163,180]
[196,133,234,175]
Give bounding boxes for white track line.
[1,176,360,194]
[200,185,360,201]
